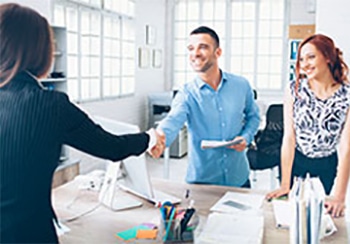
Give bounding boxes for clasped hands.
[147,128,166,158]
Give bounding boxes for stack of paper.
[195,212,264,244]
[196,191,265,243]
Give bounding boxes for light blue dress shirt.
[159,71,260,187]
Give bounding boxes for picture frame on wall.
[138,47,150,68]
[146,25,156,45]
[152,49,162,68]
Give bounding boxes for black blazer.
[0,72,149,243]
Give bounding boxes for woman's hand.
[325,196,346,218]
[266,185,290,201]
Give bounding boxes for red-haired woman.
[267,34,350,218]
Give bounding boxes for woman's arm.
[58,93,150,162]
[325,109,350,217]
[266,86,296,199]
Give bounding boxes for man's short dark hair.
[190,26,220,47]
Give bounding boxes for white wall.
[80,0,166,131]
[289,0,315,24]
[316,0,350,65]
[0,0,167,130]
[0,0,52,19]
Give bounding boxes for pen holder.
[159,209,199,243]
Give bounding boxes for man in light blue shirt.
[157,26,260,187]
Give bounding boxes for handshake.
[146,128,166,158]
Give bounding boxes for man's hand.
[227,136,247,152]
[148,129,166,158]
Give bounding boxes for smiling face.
[187,33,221,73]
[299,43,331,81]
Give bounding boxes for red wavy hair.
[294,34,349,95]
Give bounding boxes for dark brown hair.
[295,34,349,94]
[0,3,54,87]
[191,26,220,48]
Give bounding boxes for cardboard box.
[289,25,315,39]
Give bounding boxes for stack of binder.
[289,174,325,244]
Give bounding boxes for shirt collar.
[195,70,227,90]
[25,70,45,89]
[5,70,45,90]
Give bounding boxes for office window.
[173,0,287,91]
[53,0,135,102]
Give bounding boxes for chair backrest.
[247,104,283,170]
[265,104,283,125]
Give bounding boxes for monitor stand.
[99,162,142,211]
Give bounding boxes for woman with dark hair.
[0,3,163,243]
[267,34,350,218]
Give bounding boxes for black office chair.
[247,104,283,186]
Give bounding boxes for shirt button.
[222,123,225,127]
[224,169,228,173]
[219,107,222,111]
[224,154,227,158]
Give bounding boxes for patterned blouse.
[290,79,350,158]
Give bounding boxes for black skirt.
[290,149,338,195]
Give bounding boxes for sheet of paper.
[272,200,292,228]
[196,212,263,244]
[200,139,243,149]
[210,191,264,215]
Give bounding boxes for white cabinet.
[169,125,188,158]
[148,92,188,158]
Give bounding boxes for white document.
[195,212,264,244]
[210,191,264,215]
[272,200,292,229]
[200,139,243,149]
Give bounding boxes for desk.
[52,158,80,188]
[53,178,348,243]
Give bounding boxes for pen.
[163,207,176,241]
[184,189,190,199]
[180,208,195,235]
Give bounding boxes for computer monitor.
[93,116,180,211]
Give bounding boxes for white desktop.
[93,116,180,211]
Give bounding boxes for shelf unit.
[40,26,67,93]
[288,24,315,82]
[289,39,301,81]
[40,26,69,161]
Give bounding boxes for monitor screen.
[93,116,154,210]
